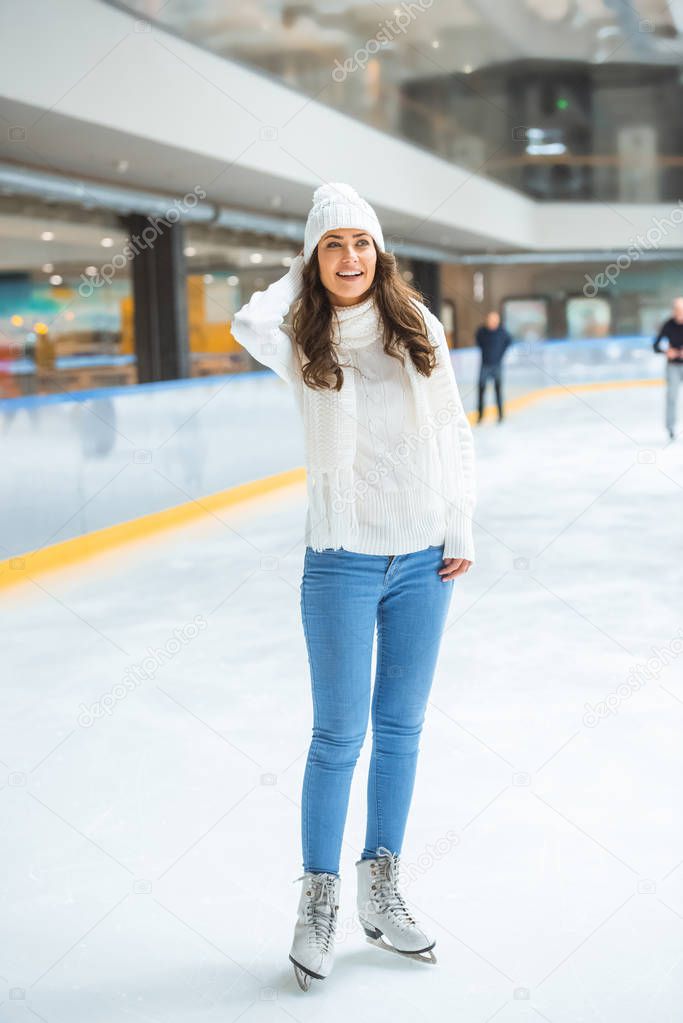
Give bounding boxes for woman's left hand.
[438,557,472,581]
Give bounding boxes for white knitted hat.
[303,182,385,263]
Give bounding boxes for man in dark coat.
[475,311,513,423]
[653,296,683,439]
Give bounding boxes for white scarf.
[295,295,460,550]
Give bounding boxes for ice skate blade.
[363,930,437,964]
[293,965,312,991]
[289,954,325,990]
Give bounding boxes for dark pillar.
[410,258,441,319]
[121,213,190,383]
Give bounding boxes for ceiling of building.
[116,0,683,73]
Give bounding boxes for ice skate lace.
[293,872,339,952]
[370,846,418,929]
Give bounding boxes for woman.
[231,183,476,990]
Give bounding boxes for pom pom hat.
[303,182,385,263]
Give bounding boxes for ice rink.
[3,374,683,1021]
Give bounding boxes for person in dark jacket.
[475,311,512,423]
[653,297,683,439]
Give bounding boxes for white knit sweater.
[231,255,476,561]
[328,294,452,555]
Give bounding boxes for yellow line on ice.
[0,377,662,591]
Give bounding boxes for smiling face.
[316,227,377,307]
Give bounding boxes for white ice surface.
[2,381,683,1021]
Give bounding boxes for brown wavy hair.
[290,243,437,391]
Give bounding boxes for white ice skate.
[289,871,341,990]
[356,846,437,964]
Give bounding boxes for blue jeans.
[478,362,503,420]
[299,543,455,876]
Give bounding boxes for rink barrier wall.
[0,468,305,593]
[0,373,663,593]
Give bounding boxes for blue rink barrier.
[0,337,666,557]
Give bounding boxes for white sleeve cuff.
[230,254,305,382]
[443,502,475,563]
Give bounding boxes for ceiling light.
[41,262,53,273]
[101,237,114,247]
[526,142,567,155]
[596,25,620,38]
[49,275,62,286]
[41,231,54,241]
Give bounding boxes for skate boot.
[289,870,341,990]
[356,846,437,963]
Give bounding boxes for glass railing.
[109,0,683,202]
